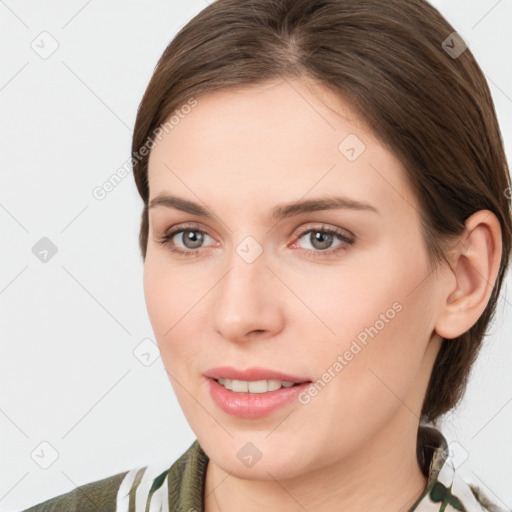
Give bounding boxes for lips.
[203,366,312,383]
[206,376,313,418]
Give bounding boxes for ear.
[434,210,503,340]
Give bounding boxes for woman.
[21,0,511,510]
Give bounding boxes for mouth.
[203,366,313,418]
[206,377,313,418]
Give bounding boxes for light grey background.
[0,1,511,511]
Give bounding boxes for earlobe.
[434,210,502,340]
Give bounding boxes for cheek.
[284,251,415,351]
[294,301,429,458]
[144,249,198,330]
[143,258,201,367]
[299,240,432,386]
[143,260,171,337]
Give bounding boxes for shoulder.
[416,426,510,512]
[20,468,131,512]
[431,452,510,511]
[19,464,170,512]
[19,441,206,512]
[429,476,510,512]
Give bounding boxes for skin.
[143,77,502,512]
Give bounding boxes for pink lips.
[204,366,313,418]
[203,366,311,383]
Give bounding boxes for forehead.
[146,78,417,218]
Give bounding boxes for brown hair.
[131,0,512,425]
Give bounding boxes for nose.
[211,245,284,344]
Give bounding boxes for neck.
[204,414,428,512]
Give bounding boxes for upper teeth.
[217,378,297,393]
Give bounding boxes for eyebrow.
[149,194,379,220]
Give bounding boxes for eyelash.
[157,222,355,259]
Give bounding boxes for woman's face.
[144,77,445,479]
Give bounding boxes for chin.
[198,432,317,480]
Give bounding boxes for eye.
[291,224,355,257]
[157,223,215,257]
